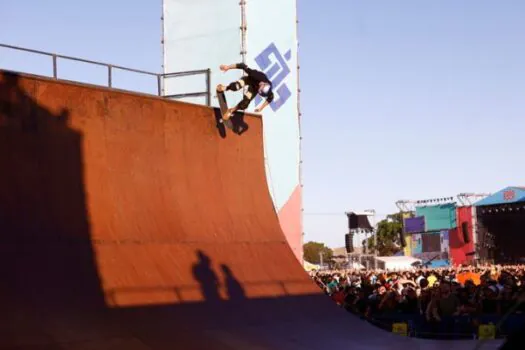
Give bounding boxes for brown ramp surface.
[0,71,502,350]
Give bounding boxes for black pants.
[226,76,256,111]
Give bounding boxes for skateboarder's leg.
[225,77,248,92]
[219,77,247,120]
[240,86,256,108]
[222,107,236,121]
[228,85,256,117]
[225,94,252,121]
[221,78,256,121]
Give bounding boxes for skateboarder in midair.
[217,63,274,121]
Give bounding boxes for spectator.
[310,264,525,339]
[438,282,460,317]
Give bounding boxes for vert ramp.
[0,71,503,349]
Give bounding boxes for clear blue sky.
[2,1,525,248]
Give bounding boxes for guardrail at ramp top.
[0,42,211,105]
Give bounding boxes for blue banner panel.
[403,216,425,233]
[412,234,422,255]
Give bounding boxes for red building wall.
[449,206,475,266]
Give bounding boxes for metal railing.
[162,69,211,105]
[0,43,211,106]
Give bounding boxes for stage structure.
[397,193,495,267]
[413,199,455,267]
[474,187,525,264]
[457,193,491,206]
[452,193,489,265]
[397,197,455,267]
[395,200,417,213]
[345,210,376,269]
[161,0,303,261]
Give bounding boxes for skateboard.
[214,85,250,137]
[216,85,234,131]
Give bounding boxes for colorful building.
[403,203,476,267]
[402,186,525,266]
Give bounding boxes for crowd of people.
[311,265,525,339]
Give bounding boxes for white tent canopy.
[374,256,422,271]
[303,260,320,272]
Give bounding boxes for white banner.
[162,0,242,106]
[245,0,300,211]
[245,0,301,259]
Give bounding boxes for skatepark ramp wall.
[0,70,504,349]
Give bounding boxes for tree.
[365,213,403,256]
[303,241,333,265]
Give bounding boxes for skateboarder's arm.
[220,63,249,72]
[255,92,274,113]
[220,64,271,84]
[255,100,269,113]
[220,63,259,76]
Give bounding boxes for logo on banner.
[503,190,515,201]
[254,42,293,112]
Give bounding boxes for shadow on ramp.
[213,108,249,138]
[193,250,222,302]
[221,264,246,301]
[0,71,109,347]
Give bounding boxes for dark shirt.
[355,297,368,314]
[400,298,419,314]
[500,299,514,314]
[438,294,460,317]
[235,63,274,103]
